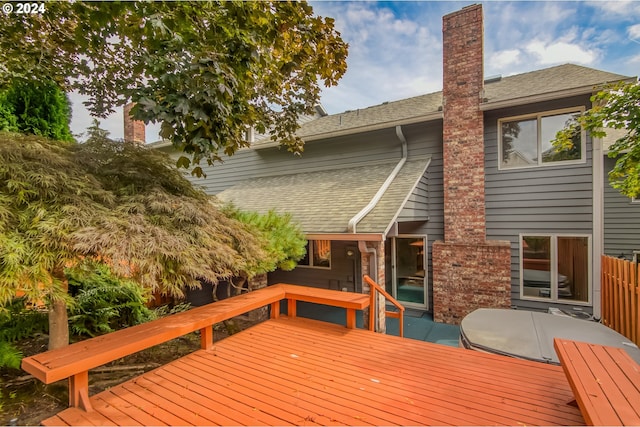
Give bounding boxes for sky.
[68,1,640,143]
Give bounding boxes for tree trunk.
[48,266,69,350]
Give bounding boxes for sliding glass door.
[392,236,427,309]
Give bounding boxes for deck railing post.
[288,298,297,318]
[69,371,93,412]
[200,325,214,350]
[270,301,280,319]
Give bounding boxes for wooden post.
[69,371,93,412]
[200,326,213,350]
[270,301,280,319]
[288,298,297,318]
[346,308,356,329]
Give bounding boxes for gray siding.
[397,174,429,222]
[396,121,444,311]
[484,95,594,313]
[603,156,640,258]
[172,127,407,195]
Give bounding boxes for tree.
[0,78,73,141]
[0,1,348,175]
[554,81,640,198]
[0,132,273,349]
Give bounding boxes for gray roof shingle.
[253,64,632,147]
[216,158,431,234]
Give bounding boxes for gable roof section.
[216,157,431,235]
[252,64,632,148]
[481,64,634,109]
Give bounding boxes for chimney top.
[123,103,146,145]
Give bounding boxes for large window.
[520,234,590,303]
[298,240,331,269]
[499,108,585,169]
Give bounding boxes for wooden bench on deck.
[553,338,640,426]
[21,284,371,413]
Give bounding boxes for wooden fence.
[601,255,640,346]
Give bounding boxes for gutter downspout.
[358,241,378,283]
[348,125,408,234]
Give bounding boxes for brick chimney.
[442,4,485,244]
[432,4,511,324]
[123,102,146,144]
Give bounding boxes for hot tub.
[460,308,640,365]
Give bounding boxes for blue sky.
[69,1,640,142]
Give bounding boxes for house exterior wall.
[171,127,406,195]
[603,156,640,259]
[268,240,359,291]
[168,121,444,297]
[484,95,595,313]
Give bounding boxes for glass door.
[393,236,427,309]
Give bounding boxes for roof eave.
[306,233,384,242]
[253,112,443,150]
[481,78,637,111]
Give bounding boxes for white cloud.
[588,0,640,18]
[628,54,640,64]
[490,49,522,68]
[526,40,597,66]
[628,24,640,41]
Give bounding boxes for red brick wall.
[442,4,485,244]
[432,241,511,324]
[123,102,146,144]
[432,4,511,324]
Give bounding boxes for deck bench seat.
[554,338,640,426]
[21,284,371,412]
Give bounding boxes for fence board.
[601,255,640,346]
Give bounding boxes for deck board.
[43,317,584,426]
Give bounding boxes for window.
[520,234,590,303]
[299,240,331,269]
[499,108,585,169]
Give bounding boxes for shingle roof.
[252,64,632,147]
[483,64,632,105]
[216,158,431,234]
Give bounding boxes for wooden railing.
[21,284,370,411]
[364,275,405,338]
[601,255,640,346]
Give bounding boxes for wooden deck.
[43,316,584,426]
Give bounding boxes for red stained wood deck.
[42,316,584,426]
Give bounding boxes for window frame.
[519,233,592,305]
[498,107,586,171]
[297,240,331,270]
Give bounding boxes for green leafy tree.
[554,81,640,198]
[0,1,348,174]
[84,118,111,142]
[0,132,270,349]
[0,78,73,141]
[227,208,307,275]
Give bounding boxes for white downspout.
[348,125,408,233]
[358,241,377,283]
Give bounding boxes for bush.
[66,263,155,337]
[0,297,48,369]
